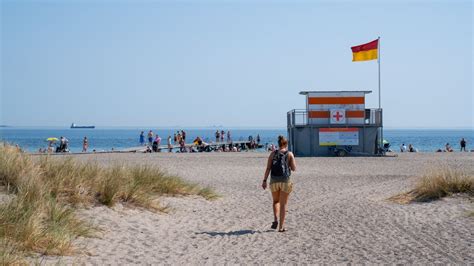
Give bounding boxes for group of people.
[38,136,71,153]
[248,134,261,149]
[141,130,194,153]
[399,138,468,153]
[399,143,417,153]
[38,136,90,153]
[173,130,187,144]
[138,130,264,153]
[215,130,232,143]
[140,131,166,153]
[140,130,163,146]
[436,138,468,152]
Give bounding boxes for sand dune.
[41,152,473,264]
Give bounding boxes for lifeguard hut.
[287,91,383,156]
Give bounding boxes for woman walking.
[262,135,296,232]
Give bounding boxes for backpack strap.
[272,150,279,159]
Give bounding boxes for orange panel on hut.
[300,91,372,125]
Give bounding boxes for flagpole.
[378,36,381,109]
[378,36,383,154]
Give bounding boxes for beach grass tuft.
[390,166,474,204]
[197,187,220,200]
[0,144,36,193]
[0,143,216,263]
[1,239,25,265]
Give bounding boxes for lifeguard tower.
[287,91,383,156]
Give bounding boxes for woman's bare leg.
[271,191,280,222]
[278,191,289,230]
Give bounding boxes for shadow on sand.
[196,229,272,237]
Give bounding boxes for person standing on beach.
[58,136,69,152]
[179,138,186,152]
[82,137,89,152]
[155,135,162,152]
[167,136,172,152]
[215,130,220,143]
[177,132,182,144]
[460,138,467,152]
[227,130,231,143]
[181,130,186,142]
[139,131,145,146]
[256,134,261,145]
[220,130,225,142]
[262,135,296,232]
[147,131,154,145]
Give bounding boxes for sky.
[1,0,472,129]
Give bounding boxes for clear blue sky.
[1,0,472,129]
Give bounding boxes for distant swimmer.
[460,138,467,152]
[262,135,296,233]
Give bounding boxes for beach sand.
[36,152,473,264]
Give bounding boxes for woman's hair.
[278,135,288,148]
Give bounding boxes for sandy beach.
[33,152,474,264]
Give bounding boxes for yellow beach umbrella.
[46,137,58,142]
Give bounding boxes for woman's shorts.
[270,182,293,194]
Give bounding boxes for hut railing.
[287,109,383,127]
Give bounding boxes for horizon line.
[1,125,473,131]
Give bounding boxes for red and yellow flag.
[351,39,378,62]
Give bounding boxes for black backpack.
[271,150,291,182]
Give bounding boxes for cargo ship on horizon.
[70,123,95,129]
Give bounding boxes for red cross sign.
[333,111,343,121]
[330,109,346,124]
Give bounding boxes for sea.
[0,127,473,153]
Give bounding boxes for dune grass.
[0,144,217,263]
[390,166,474,204]
[1,239,24,265]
